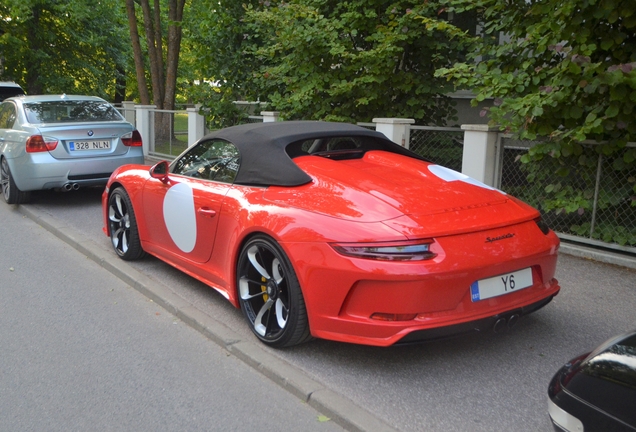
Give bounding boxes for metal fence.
[498,137,636,253]
[409,126,464,172]
[113,104,191,158]
[150,110,189,157]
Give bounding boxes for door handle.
[197,207,217,217]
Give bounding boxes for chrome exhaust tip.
[507,314,520,328]
[493,318,507,333]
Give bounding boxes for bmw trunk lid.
[36,122,135,159]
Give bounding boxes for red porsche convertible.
[102,121,560,347]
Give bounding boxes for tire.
[1,157,31,204]
[107,187,145,260]
[237,235,312,348]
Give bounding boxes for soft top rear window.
[286,135,397,160]
[24,100,123,124]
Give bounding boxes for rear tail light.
[122,130,142,147]
[331,239,437,261]
[26,135,58,153]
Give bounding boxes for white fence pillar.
[187,105,205,147]
[372,118,415,148]
[121,101,136,125]
[135,105,156,156]
[261,111,280,122]
[461,124,499,186]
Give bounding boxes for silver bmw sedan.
[0,94,145,204]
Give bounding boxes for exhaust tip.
[493,318,507,333]
[507,314,520,328]
[72,183,80,190]
[63,183,73,191]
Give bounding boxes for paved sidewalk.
[17,203,397,432]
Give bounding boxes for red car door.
[141,175,229,263]
[139,138,240,264]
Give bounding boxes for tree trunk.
[139,0,164,109]
[114,64,126,103]
[25,6,43,94]
[126,0,186,149]
[153,0,165,101]
[124,0,150,105]
[163,0,185,111]
[156,0,186,145]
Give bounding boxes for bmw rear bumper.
[7,151,144,191]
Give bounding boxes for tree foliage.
[241,0,471,123]
[183,0,472,125]
[437,0,636,153]
[0,0,129,98]
[181,0,261,129]
[436,0,636,245]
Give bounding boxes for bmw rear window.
[24,100,124,124]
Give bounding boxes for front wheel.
[237,235,312,348]
[108,187,145,260]
[1,158,31,204]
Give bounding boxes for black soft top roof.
[200,121,422,186]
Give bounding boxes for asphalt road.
[17,186,636,432]
[0,198,343,431]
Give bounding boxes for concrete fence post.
[460,124,499,186]
[372,118,415,148]
[187,104,205,147]
[135,105,156,156]
[261,111,280,122]
[121,101,136,125]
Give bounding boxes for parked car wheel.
[108,187,145,260]
[237,235,312,348]
[1,157,30,204]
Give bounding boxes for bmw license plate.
[69,140,111,151]
[470,268,533,301]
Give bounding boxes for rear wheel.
[237,235,312,348]
[108,187,145,260]
[1,158,31,204]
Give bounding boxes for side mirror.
[150,160,169,182]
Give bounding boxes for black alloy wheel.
[108,187,145,260]
[237,235,312,348]
[0,157,30,204]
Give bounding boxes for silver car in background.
[0,94,144,204]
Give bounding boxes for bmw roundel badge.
[87,130,94,136]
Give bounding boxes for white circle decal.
[163,183,197,253]
[427,165,505,194]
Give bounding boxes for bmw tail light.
[535,217,551,235]
[26,135,58,153]
[122,130,142,147]
[331,240,437,261]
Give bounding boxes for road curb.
[559,242,636,271]
[18,204,397,432]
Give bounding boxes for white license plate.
[470,268,533,301]
[69,140,111,151]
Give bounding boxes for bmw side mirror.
[150,160,169,182]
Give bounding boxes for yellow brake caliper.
[261,276,269,302]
